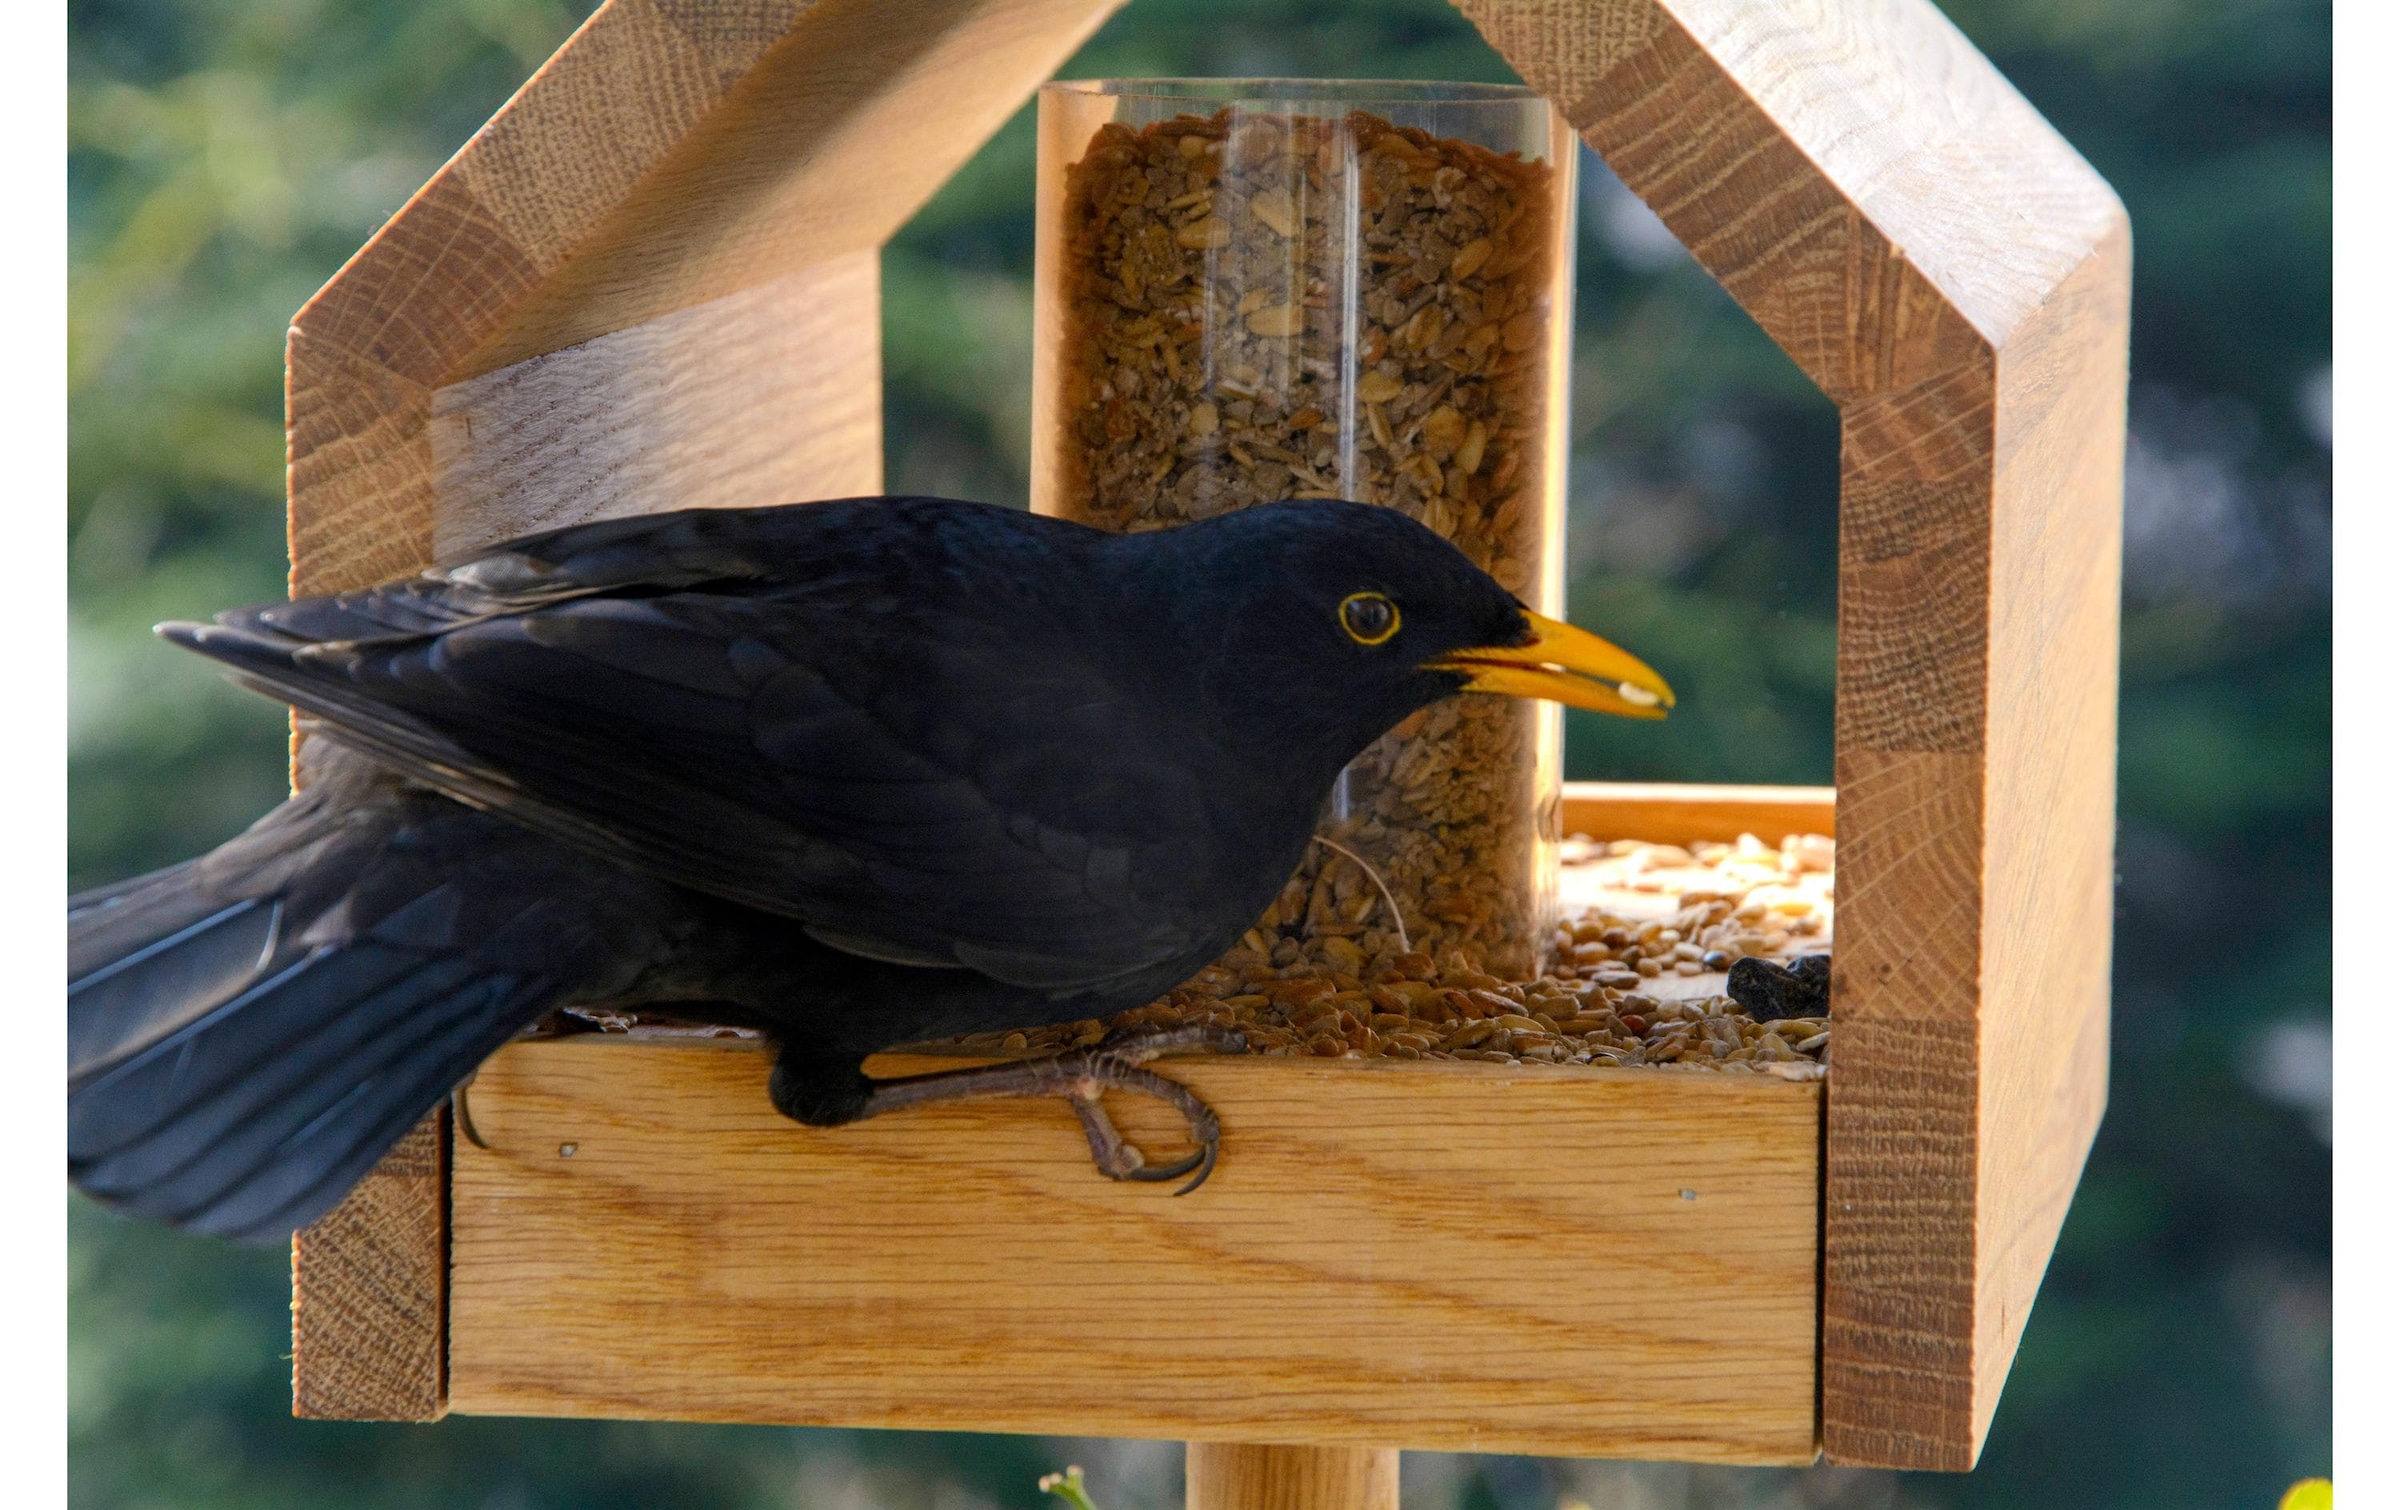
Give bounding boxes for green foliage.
[1041,1464,1106,1510]
[69,0,2328,1505]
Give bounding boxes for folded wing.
[169,501,1219,998]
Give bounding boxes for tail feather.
[70,855,214,926]
[67,749,674,1243]
[126,964,543,1241]
[69,894,284,1090]
[224,974,564,1240]
[71,946,465,1178]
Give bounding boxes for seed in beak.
[1616,682,1662,709]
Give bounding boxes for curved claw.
[452,1070,490,1150]
[1120,1140,1210,1186]
[1091,1129,1218,1195]
[1169,1136,1218,1196]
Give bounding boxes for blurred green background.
[67,0,2330,1505]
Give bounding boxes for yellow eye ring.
[1339,592,1402,646]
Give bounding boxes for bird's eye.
[1339,592,1401,646]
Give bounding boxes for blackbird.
[68,496,1673,1241]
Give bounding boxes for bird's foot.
[861,1025,1247,1194]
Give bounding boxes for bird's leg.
[783,1026,1247,1195]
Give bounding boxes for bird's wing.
[170,505,1219,996]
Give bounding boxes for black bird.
[68,496,1673,1242]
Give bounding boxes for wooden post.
[1187,1445,1399,1510]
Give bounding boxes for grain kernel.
[1175,216,1232,250]
[1444,1020,1501,1050]
[1424,405,1466,455]
[1250,189,1298,237]
[1455,420,1487,475]
[1246,302,1306,337]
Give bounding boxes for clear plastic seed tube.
[1033,79,1576,978]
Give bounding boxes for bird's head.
[1133,499,1674,775]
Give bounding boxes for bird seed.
[931,829,1837,1078]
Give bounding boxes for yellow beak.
[1423,610,1676,720]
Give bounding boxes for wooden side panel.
[1819,748,1983,1464]
[448,1040,1823,1464]
[1454,0,2129,1471]
[1821,348,2000,1470]
[285,331,438,598]
[430,250,883,558]
[1562,782,1833,847]
[1972,223,2131,1443]
[290,1113,448,1420]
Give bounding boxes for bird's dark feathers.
[82,496,1540,1239]
[166,498,1523,998]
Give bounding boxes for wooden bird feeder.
[282,0,2129,1489]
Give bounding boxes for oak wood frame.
[282,0,2127,1472]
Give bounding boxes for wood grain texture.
[431,250,882,558]
[1562,781,1833,846]
[1971,219,2128,1436]
[289,1112,447,1420]
[447,1038,1822,1463]
[448,0,1129,381]
[1449,0,2129,1470]
[1188,1445,1399,1510]
[287,0,1128,597]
